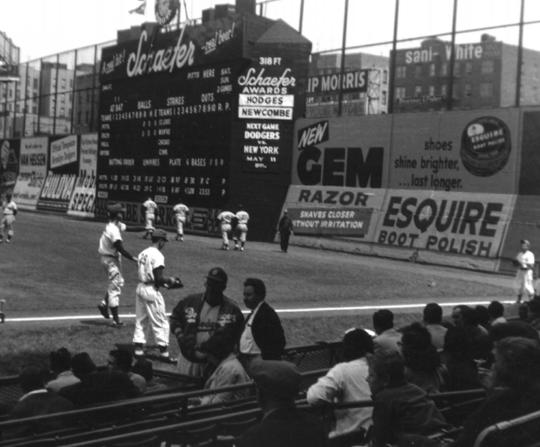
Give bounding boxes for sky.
[1,0,540,62]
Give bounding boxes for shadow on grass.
[79,319,116,327]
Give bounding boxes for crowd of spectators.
[5,295,540,446]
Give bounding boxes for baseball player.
[0,193,17,243]
[515,239,536,303]
[133,229,182,362]
[172,201,189,241]
[233,205,250,251]
[142,197,158,239]
[217,209,235,250]
[97,203,139,327]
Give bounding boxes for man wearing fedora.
[170,266,244,378]
[133,229,182,362]
[97,203,139,327]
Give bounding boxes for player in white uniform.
[142,197,158,239]
[217,210,235,250]
[98,203,138,327]
[0,194,17,243]
[233,206,250,251]
[515,239,536,303]
[133,229,182,361]
[172,202,189,241]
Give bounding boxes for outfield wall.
[281,107,540,272]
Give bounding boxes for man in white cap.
[133,229,182,362]
[97,203,139,327]
[515,239,535,303]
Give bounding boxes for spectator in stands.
[7,366,74,437]
[451,305,491,361]
[490,321,540,343]
[108,349,146,394]
[422,302,447,351]
[239,278,286,373]
[527,297,540,331]
[368,352,447,447]
[475,305,490,331]
[454,337,540,447]
[192,331,251,406]
[170,267,244,378]
[307,328,373,444]
[487,301,507,326]
[372,309,402,356]
[132,358,167,394]
[60,352,140,407]
[442,327,481,391]
[46,347,80,393]
[401,323,445,394]
[238,360,326,447]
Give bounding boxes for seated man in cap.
[133,229,182,362]
[515,239,535,303]
[238,360,326,447]
[170,267,244,378]
[97,203,143,326]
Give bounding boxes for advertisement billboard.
[12,137,48,209]
[68,133,98,218]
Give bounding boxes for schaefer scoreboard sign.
[97,17,243,213]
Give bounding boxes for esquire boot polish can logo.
[460,116,511,177]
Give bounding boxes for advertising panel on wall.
[37,135,78,212]
[388,108,520,193]
[292,116,391,188]
[0,138,20,194]
[237,55,297,173]
[68,133,97,218]
[12,137,48,210]
[281,185,385,240]
[374,190,515,261]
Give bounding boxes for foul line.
[3,299,515,323]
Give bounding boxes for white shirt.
[517,250,535,270]
[236,210,249,225]
[173,203,189,218]
[239,301,263,355]
[3,199,17,215]
[217,211,235,224]
[307,358,372,437]
[143,199,158,216]
[137,246,165,283]
[98,221,125,257]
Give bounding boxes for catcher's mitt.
[165,276,184,289]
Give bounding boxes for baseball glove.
[167,276,184,289]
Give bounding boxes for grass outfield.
[0,212,516,375]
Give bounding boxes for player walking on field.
[233,205,249,251]
[98,203,139,327]
[173,202,189,241]
[142,197,158,239]
[133,229,182,362]
[0,193,17,243]
[217,209,235,250]
[515,239,536,303]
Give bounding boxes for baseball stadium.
[0,0,539,445]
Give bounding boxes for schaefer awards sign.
[68,134,97,218]
[12,137,48,210]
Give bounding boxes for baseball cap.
[521,239,531,245]
[250,360,301,400]
[107,203,126,214]
[152,229,168,241]
[206,267,228,284]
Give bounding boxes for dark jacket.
[237,406,326,447]
[278,215,293,234]
[248,301,286,360]
[170,293,244,363]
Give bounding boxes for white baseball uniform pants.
[176,215,186,235]
[133,283,170,347]
[221,223,231,246]
[1,215,15,238]
[516,269,535,298]
[236,223,248,243]
[145,213,155,231]
[100,255,124,307]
